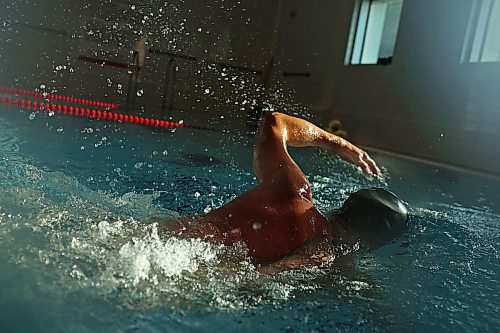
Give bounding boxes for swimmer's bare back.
[160,112,380,264]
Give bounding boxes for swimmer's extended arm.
[253,112,380,185]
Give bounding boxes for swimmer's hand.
[329,136,381,176]
[256,112,381,176]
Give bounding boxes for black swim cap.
[336,188,408,249]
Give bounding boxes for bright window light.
[345,0,404,65]
[462,0,500,63]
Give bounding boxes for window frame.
[344,0,404,66]
[461,0,500,63]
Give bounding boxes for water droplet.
[194,192,200,198]
[57,127,64,132]
[136,89,143,97]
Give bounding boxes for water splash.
[0,143,327,311]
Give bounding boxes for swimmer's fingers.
[357,151,381,176]
[362,151,381,176]
[358,157,373,175]
[337,143,381,176]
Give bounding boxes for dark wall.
[297,0,500,175]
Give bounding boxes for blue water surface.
[0,109,498,332]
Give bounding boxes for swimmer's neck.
[328,215,361,247]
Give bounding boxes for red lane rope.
[0,97,215,131]
[0,86,120,110]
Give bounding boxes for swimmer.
[161,112,408,270]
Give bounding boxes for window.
[461,0,500,63]
[344,0,404,65]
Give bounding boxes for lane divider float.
[0,97,215,131]
[0,86,120,110]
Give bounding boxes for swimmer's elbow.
[260,111,282,127]
[256,112,285,140]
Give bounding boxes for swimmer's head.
[332,188,409,249]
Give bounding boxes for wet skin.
[160,112,380,264]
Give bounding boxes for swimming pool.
[0,109,498,332]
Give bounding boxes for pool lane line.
[78,55,140,71]
[0,86,120,110]
[0,97,217,132]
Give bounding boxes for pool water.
[0,109,499,332]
